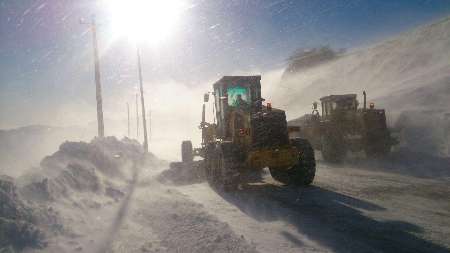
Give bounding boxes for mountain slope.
[274,16,450,117]
[272,16,450,156]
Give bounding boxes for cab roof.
[213,75,261,90]
[320,94,357,102]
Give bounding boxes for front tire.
[270,138,316,186]
[205,143,241,191]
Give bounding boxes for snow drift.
[1,137,259,252]
[18,137,153,202]
[0,175,44,250]
[0,137,155,251]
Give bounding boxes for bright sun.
[105,0,187,45]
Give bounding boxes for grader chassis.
[175,76,316,191]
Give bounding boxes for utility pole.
[127,103,130,137]
[148,109,151,142]
[82,15,104,138]
[137,48,149,152]
[136,93,139,139]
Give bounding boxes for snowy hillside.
[273,16,450,156]
[274,16,450,115]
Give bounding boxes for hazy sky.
[1,0,450,129]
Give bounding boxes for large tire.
[181,140,193,162]
[208,143,241,191]
[270,138,316,186]
[320,133,346,163]
[204,143,217,184]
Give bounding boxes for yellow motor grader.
[291,92,397,162]
[176,76,315,190]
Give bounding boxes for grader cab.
[178,76,316,190]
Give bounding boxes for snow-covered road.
[175,158,450,253]
[17,139,449,253]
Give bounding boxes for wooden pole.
[83,15,105,138]
[136,93,139,139]
[148,109,151,142]
[137,48,149,152]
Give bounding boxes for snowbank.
[0,175,44,250]
[1,137,157,251]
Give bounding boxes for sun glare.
[105,0,187,45]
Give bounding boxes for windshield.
[227,86,250,107]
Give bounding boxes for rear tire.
[321,134,346,163]
[293,138,316,185]
[270,138,316,186]
[181,140,194,162]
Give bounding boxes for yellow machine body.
[246,146,299,170]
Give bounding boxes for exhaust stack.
[363,91,367,110]
[202,104,206,123]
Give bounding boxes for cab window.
[227,86,250,107]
